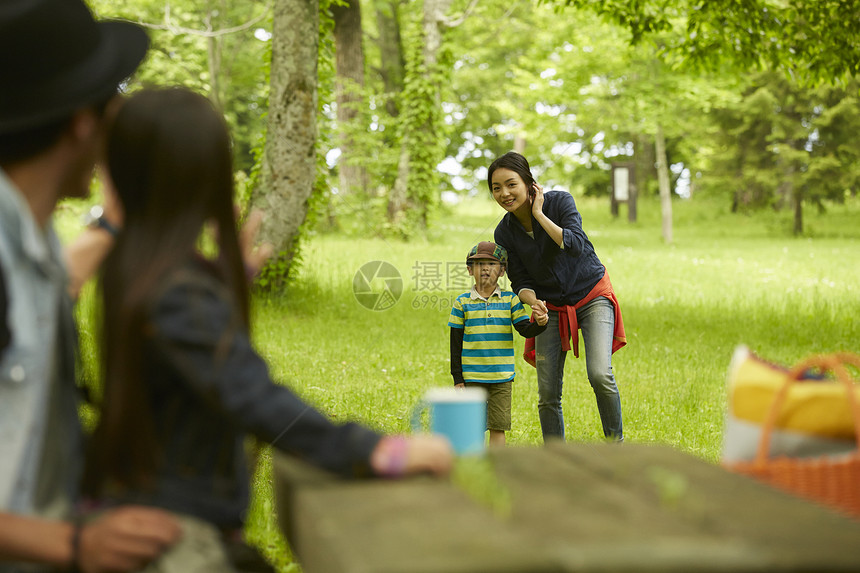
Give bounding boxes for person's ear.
[68,108,100,145]
[466,264,475,277]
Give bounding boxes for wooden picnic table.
[273,442,860,572]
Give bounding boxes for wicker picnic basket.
[724,352,860,519]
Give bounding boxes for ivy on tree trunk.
[251,0,319,288]
[387,0,453,232]
[333,0,369,198]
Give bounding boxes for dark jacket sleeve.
[551,192,590,257]
[149,273,381,477]
[495,219,534,295]
[450,326,465,385]
[514,319,547,338]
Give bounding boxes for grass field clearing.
[61,193,859,570]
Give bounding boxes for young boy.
[448,241,548,446]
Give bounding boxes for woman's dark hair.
[487,151,536,192]
[84,87,248,494]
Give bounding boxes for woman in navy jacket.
[490,152,626,441]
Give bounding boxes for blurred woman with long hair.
[83,87,451,570]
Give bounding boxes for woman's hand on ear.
[238,208,275,279]
[98,167,124,230]
[531,183,544,216]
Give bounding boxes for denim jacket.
[107,259,382,527]
[494,190,606,306]
[0,169,81,518]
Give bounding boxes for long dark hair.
[487,151,536,192]
[84,87,248,494]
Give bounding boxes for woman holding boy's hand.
[490,152,627,442]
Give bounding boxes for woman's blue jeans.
[534,296,623,441]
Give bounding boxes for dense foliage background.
[72,2,859,568]
[89,0,860,261]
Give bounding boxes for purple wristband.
[373,436,409,478]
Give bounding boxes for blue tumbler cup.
[411,387,487,455]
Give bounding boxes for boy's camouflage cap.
[466,241,508,265]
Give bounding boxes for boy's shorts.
[465,380,512,431]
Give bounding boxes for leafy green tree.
[445,2,734,237]
[89,0,270,172]
[703,73,860,234]
[444,2,618,190]
[555,0,860,84]
[386,4,451,232]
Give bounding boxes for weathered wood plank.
[273,452,564,573]
[274,445,860,573]
[554,443,860,567]
[490,443,860,572]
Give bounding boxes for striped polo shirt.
[448,287,530,383]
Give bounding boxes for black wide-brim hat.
[0,0,149,135]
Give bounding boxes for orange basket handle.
[755,353,860,464]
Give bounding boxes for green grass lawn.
[62,192,860,571]
[250,194,859,453]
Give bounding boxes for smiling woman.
[489,151,627,443]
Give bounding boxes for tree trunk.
[387,145,410,224]
[775,155,793,211]
[635,132,655,196]
[655,123,673,244]
[793,187,803,235]
[387,0,452,226]
[374,0,405,117]
[205,5,223,111]
[333,0,368,197]
[776,143,803,214]
[250,0,319,285]
[422,0,447,70]
[514,134,527,154]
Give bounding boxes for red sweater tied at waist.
[523,271,626,367]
